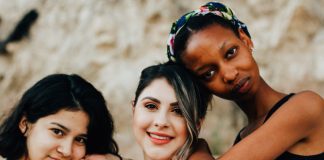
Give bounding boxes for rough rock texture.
[0,0,323,159]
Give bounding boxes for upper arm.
[219,91,324,160]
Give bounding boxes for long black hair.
[0,74,120,159]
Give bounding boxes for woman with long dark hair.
[0,74,121,160]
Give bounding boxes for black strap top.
[233,93,324,159]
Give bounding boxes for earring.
[250,47,255,54]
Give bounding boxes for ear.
[131,100,135,113]
[19,116,29,136]
[238,28,254,51]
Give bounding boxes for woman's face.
[133,78,188,160]
[181,24,260,100]
[20,109,89,160]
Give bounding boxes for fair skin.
[19,109,89,160]
[85,154,120,160]
[132,78,188,160]
[183,24,324,159]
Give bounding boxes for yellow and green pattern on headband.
[167,1,250,62]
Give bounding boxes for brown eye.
[225,47,237,59]
[75,136,87,145]
[172,107,183,116]
[51,128,64,136]
[201,70,216,81]
[145,103,157,110]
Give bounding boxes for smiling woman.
[132,62,212,160]
[20,109,89,160]
[0,74,121,160]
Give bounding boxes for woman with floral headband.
[167,1,324,160]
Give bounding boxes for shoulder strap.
[233,127,245,145]
[263,93,295,123]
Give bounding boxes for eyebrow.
[50,122,70,132]
[170,102,179,107]
[141,96,178,106]
[195,64,211,73]
[219,40,228,52]
[141,96,161,104]
[194,40,228,73]
[50,122,88,137]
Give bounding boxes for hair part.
[134,62,212,159]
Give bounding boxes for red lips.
[147,132,174,145]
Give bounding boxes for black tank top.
[233,93,324,159]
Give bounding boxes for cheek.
[173,118,188,143]
[26,127,56,158]
[240,53,258,71]
[205,80,226,95]
[133,108,151,130]
[132,108,151,144]
[73,146,86,159]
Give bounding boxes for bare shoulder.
[294,90,324,102]
[288,91,324,117]
[217,91,324,159]
[276,90,324,136]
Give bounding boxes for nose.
[153,109,170,128]
[57,139,73,158]
[220,65,238,84]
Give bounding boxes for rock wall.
[0,0,323,159]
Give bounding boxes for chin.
[145,150,174,160]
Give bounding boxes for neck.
[144,153,171,160]
[19,155,28,160]
[235,78,286,123]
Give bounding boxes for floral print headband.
[167,1,251,62]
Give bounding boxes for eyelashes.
[200,69,216,81]
[50,128,87,145]
[198,46,239,81]
[225,46,238,59]
[143,102,183,116]
[171,107,183,116]
[51,128,64,136]
[145,103,158,110]
[75,136,87,145]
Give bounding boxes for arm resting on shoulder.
[218,91,324,160]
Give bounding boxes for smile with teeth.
[147,132,174,144]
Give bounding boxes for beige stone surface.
[0,0,323,159]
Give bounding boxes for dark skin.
[185,24,324,159]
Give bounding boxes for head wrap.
[167,1,250,62]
